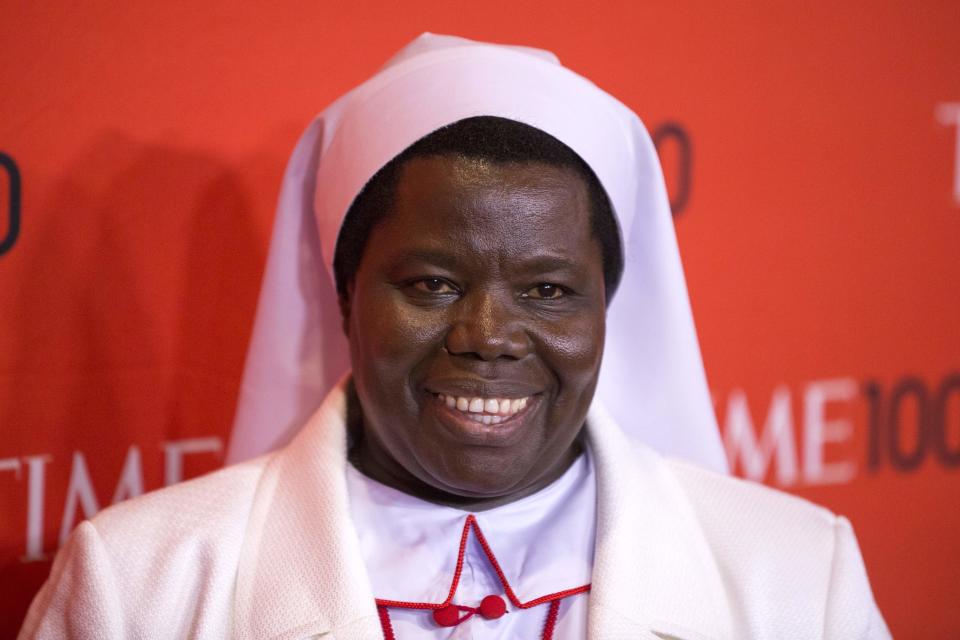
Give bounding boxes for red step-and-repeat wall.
[1,3,958,636]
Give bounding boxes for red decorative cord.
[468,515,590,608]
[377,605,396,640]
[374,514,589,639]
[541,599,561,640]
[374,513,473,610]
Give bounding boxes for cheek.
[552,322,604,363]
[349,286,447,380]
[540,314,605,394]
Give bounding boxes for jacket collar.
[586,401,734,640]
[234,381,733,640]
[233,380,382,640]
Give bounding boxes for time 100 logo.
[865,374,960,471]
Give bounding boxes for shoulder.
[660,456,888,639]
[91,455,270,575]
[20,457,272,639]
[83,455,271,597]
[665,456,839,552]
[91,455,268,547]
[663,456,840,589]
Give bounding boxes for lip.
[425,377,544,399]
[426,391,540,447]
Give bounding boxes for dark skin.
[340,155,607,511]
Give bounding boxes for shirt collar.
[345,447,595,606]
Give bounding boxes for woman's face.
[344,154,606,508]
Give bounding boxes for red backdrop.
[2,2,958,636]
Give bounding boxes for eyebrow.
[515,254,583,273]
[389,249,585,273]
[389,249,461,270]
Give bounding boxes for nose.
[444,290,531,361]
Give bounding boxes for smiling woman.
[347,156,603,506]
[19,34,890,640]
[341,120,610,509]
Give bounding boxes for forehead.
[370,155,598,265]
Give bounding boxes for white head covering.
[226,33,728,474]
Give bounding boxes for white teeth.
[437,393,531,420]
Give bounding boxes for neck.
[348,438,583,512]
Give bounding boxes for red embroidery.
[374,514,589,639]
[542,600,561,638]
[377,605,396,640]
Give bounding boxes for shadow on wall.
[0,132,265,634]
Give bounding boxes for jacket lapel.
[586,402,734,640]
[233,381,383,640]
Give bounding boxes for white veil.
[226,33,728,474]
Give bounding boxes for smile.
[435,393,530,425]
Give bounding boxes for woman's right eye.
[410,278,457,295]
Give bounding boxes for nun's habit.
[20,34,890,639]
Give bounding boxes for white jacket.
[20,383,890,639]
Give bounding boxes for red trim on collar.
[374,514,590,638]
[542,600,562,638]
[376,605,396,640]
[374,514,591,610]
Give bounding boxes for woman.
[20,34,890,639]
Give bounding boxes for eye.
[522,283,567,300]
[410,277,458,295]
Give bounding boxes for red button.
[479,595,506,619]
[432,605,461,627]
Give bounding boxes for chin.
[427,449,534,499]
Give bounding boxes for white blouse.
[345,449,597,639]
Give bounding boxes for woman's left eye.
[411,278,457,294]
[522,283,567,300]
